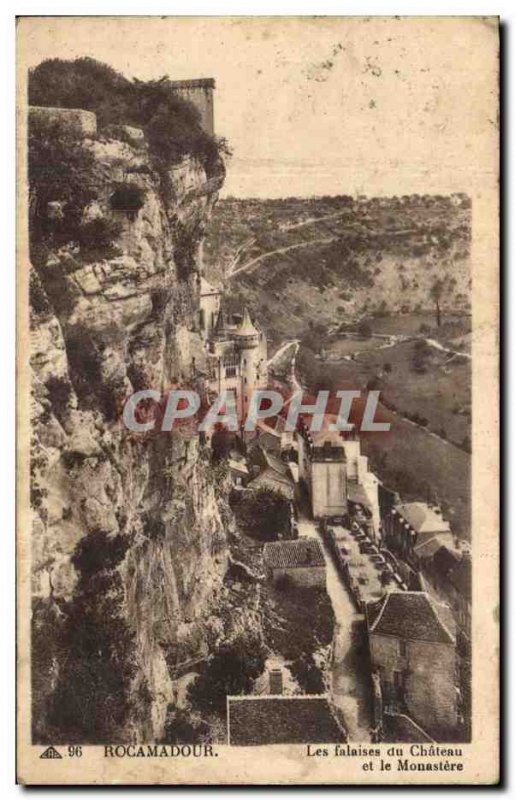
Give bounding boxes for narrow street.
[297,509,374,741]
[285,337,374,740]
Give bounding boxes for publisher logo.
[39,746,63,759]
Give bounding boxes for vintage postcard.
[16,16,499,785]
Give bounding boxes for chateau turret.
[233,307,261,348]
[206,306,268,419]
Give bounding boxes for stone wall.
[170,79,215,136]
[404,639,457,736]
[29,105,98,138]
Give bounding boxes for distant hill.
[204,194,471,344]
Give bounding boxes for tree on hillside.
[295,345,320,387]
[163,706,211,744]
[188,636,266,714]
[302,321,329,355]
[430,279,444,328]
[314,367,340,394]
[358,320,372,338]
[411,339,431,374]
[231,488,290,541]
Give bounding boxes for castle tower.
[233,308,268,418]
[213,303,230,339]
[199,277,221,340]
[169,78,215,136]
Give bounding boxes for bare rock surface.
[30,124,232,741]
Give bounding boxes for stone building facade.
[296,428,380,527]
[366,591,458,740]
[383,502,455,569]
[297,430,348,520]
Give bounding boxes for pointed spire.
[213,297,229,336]
[235,307,259,337]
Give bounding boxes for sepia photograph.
[16,15,499,785]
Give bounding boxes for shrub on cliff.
[29,57,130,127]
[29,58,229,175]
[45,375,73,421]
[71,530,130,578]
[288,653,326,694]
[76,217,123,251]
[109,182,147,214]
[28,115,98,245]
[45,532,136,743]
[29,269,51,320]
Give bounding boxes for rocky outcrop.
[29,106,98,138]
[30,116,231,741]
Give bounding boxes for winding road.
[228,237,338,278]
[425,337,471,360]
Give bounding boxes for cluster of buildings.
[196,279,470,747]
[381,501,471,633]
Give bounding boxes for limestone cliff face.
[29,121,232,741]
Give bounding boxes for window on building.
[226,366,236,378]
[399,640,407,658]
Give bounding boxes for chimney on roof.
[269,668,283,695]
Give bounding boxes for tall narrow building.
[206,306,268,422]
[300,430,348,519]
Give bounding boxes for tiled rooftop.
[367,591,455,644]
[263,538,325,569]
[227,695,346,746]
[395,502,451,534]
[414,533,454,558]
